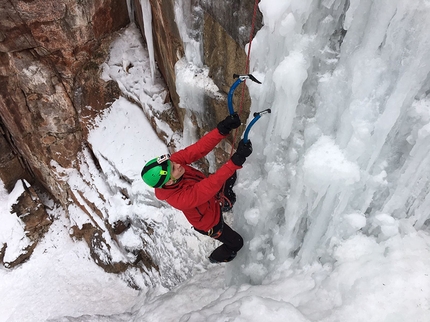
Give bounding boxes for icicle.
[173,0,203,67]
[139,0,155,83]
[413,192,430,230]
[126,0,135,23]
[383,123,430,221]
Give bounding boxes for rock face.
[133,0,184,122]
[201,0,263,49]
[0,0,261,279]
[0,0,129,269]
[0,0,129,203]
[0,0,261,198]
[133,0,262,139]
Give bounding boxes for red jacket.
[155,129,241,231]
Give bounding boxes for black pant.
[195,215,244,262]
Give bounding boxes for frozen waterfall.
[225,0,430,284]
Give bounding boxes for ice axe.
[227,74,262,115]
[243,108,271,143]
[226,74,270,143]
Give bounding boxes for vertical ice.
[174,0,203,66]
[139,0,156,82]
[227,0,430,284]
[173,0,219,147]
[126,0,135,23]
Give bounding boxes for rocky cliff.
[0,0,261,282]
[0,0,129,268]
[133,0,262,134]
[0,0,128,201]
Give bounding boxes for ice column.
[174,0,203,67]
[139,0,155,82]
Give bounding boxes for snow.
[2,1,430,321]
[0,181,31,264]
[0,215,138,321]
[303,136,361,190]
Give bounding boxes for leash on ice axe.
[227,74,271,143]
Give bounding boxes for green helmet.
[141,155,172,188]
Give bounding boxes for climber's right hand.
[231,139,253,166]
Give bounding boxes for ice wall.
[173,0,221,147]
[174,0,203,67]
[228,0,430,284]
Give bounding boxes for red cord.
[221,0,260,204]
[232,0,259,154]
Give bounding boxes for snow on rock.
[0,216,138,322]
[0,181,31,264]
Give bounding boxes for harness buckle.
[209,228,222,239]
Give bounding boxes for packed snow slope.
[1,0,430,321]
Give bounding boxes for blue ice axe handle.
[227,74,262,115]
[243,108,271,143]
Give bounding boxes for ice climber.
[141,113,253,263]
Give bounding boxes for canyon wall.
[133,0,262,135]
[0,0,129,201]
[0,0,260,278]
[0,0,129,268]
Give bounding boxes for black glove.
[217,113,241,135]
[231,139,253,166]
